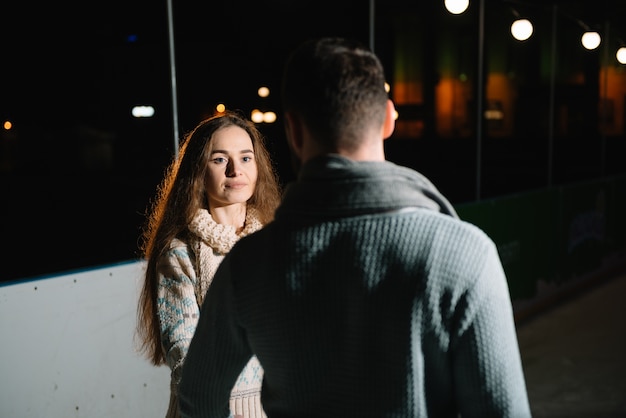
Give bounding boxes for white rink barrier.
[0,260,169,418]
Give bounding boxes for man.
[179,37,531,417]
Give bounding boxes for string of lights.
[444,0,626,63]
[443,0,625,195]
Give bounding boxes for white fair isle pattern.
[230,356,266,417]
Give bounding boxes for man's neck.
[301,138,386,163]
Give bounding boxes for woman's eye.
[212,157,227,164]
[242,156,253,162]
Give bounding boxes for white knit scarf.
[188,207,263,305]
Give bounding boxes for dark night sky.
[0,1,372,281]
[2,1,371,127]
[3,0,624,129]
[1,0,625,282]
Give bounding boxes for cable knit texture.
[179,155,531,418]
[157,207,266,418]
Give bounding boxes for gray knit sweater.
[179,155,531,417]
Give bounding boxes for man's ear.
[382,99,396,140]
[284,111,304,158]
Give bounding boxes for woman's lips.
[226,182,247,189]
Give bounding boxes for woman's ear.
[382,99,396,140]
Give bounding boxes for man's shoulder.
[409,209,497,253]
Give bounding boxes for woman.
[136,110,282,418]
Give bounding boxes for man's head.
[281,37,395,165]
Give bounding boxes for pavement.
[516,269,626,417]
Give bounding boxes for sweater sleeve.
[452,240,531,418]
[156,242,201,392]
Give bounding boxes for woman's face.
[204,125,258,209]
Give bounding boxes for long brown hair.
[135,110,282,365]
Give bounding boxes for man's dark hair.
[281,37,389,152]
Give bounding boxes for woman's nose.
[226,160,240,177]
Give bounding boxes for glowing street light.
[131,105,155,118]
[581,31,601,50]
[616,47,626,64]
[511,18,533,41]
[444,0,469,15]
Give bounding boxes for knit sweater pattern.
[157,207,266,418]
[179,155,531,417]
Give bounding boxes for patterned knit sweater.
[157,208,266,418]
[179,155,531,417]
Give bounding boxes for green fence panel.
[556,177,624,282]
[454,174,626,306]
[456,189,559,300]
